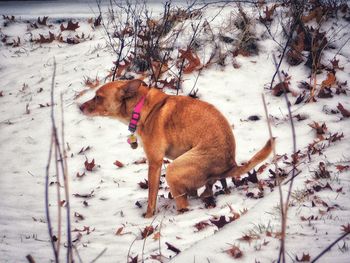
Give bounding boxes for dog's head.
[79,79,147,121]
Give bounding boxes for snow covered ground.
[0,1,350,262]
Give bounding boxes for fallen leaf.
[262,239,270,246]
[341,224,350,233]
[78,146,91,155]
[74,212,85,221]
[336,187,343,193]
[60,20,80,31]
[37,16,49,26]
[337,103,350,118]
[318,88,333,98]
[178,48,201,74]
[34,32,55,44]
[114,160,124,168]
[138,179,148,189]
[116,227,124,235]
[73,190,94,199]
[72,226,94,234]
[259,4,278,23]
[247,170,258,183]
[141,226,154,239]
[272,81,290,96]
[128,255,138,263]
[210,215,231,229]
[94,14,102,27]
[165,242,181,254]
[295,92,306,104]
[238,234,259,244]
[83,76,100,89]
[153,232,161,240]
[308,121,327,138]
[226,245,243,259]
[336,165,350,172]
[76,172,86,178]
[72,232,82,243]
[203,196,216,208]
[133,157,147,164]
[194,220,210,231]
[330,58,344,70]
[296,252,310,262]
[326,132,344,143]
[321,72,336,88]
[84,158,95,171]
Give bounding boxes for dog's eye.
[95,95,104,104]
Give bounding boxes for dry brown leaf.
[336,165,350,172]
[321,72,336,88]
[141,226,154,239]
[238,234,260,244]
[37,16,49,26]
[296,252,311,262]
[337,103,350,118]
[138,179,148,189]
[133,157,147,164]
[194,220,210,231]
[83,77,99,88]
[153,232,161,240]
[272,81,290,96]
[179,48,201,74]
[60,20,80,31]
[301,6,323,23]
[226,245,243,259]
[114,160,124,168]
[84,158,95,171]
[116,227,124,235]
[341,224,350,233]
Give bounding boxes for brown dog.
[80,79,274,218]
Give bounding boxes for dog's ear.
[120,79,144,99]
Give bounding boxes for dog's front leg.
[144,159,162,218]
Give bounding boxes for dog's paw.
[143,212,154,218]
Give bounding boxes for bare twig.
[127,236,138,263]
[89,248,108,263]
[311,231,350,263]
[272,53,297,263]
[46,57,73,262]
[269,21,297,91]
[26,254,36,263]
[141,215,159,263]
[60,92,73,263]
[176,20,202,95]
[45,60,59,263]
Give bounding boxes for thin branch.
[141,215,159,263]
[273,53,297,263]
[89,248,108,263]
[311,231,350,263]
[26,255,36,263]
[45,60,59,263]
[60,92,73,263]
[269,21,297,91]
[176,20,202,95]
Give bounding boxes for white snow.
[0,1,350,262]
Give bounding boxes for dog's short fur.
[80,79,274,218]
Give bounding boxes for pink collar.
[128,96,146,133]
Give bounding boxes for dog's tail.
[224,138,275,179]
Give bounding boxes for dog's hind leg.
[166,149,208,212]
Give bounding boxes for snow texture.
[0,1,349,262]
